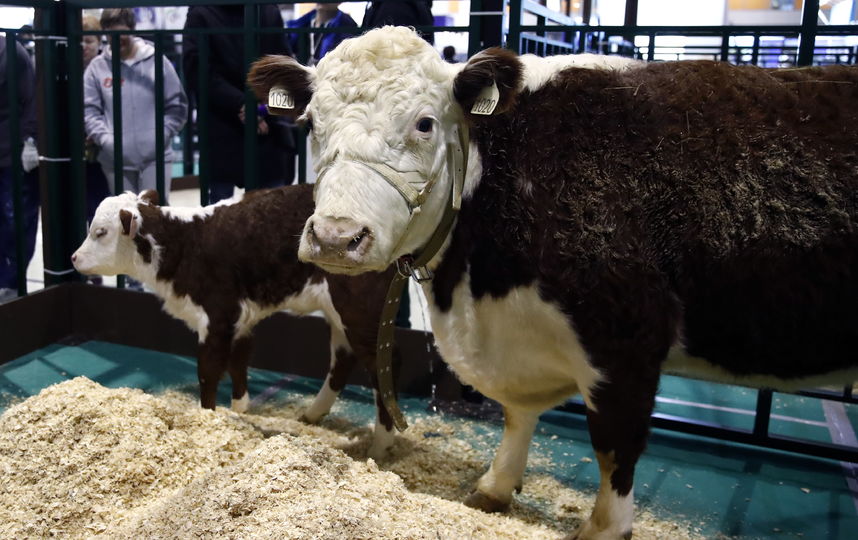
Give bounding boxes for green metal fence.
[4,0,858,298]
[0,0,483,296]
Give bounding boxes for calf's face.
[71,191,156,276]
[247,27,522,274]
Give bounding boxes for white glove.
[21,137,39,173]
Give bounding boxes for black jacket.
[363,0,435,44]
[183,5,295,187]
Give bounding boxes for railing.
[504,0,858,68]
[1,0,481,296]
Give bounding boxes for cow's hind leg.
[568,369,660,540]
[301,328,355,423]
[228,336,252,413]
[465,406,540,512]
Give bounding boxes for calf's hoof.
[464,490,510,513]
[231,393,250,414]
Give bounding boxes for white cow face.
[248,27,523,275]
[71,190,158,276]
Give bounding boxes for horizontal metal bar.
[522,0,577,26]
[557,400,858,463]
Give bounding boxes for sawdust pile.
[0,378,701,539]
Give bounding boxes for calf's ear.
[247,55,315,118]
[119,209,139,238]
[139,190,159,206]
[453,48,523,120]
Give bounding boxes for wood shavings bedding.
[0,378,701,539]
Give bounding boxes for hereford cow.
[248,27,858,539]
[71,186,401,460]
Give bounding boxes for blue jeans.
[0,166,40,290]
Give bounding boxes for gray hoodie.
[83,37,187,171]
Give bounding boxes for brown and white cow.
[248,27,858,539]
[71,185,401,460]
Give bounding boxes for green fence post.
[154,32,166,202]
[798,0,820,66]
[66,5,86,268]
[35,3,77,288]
[198,32,210,205]
[110,32,125,289]
[507,0,522,53]
[468,0,483,57]
[243,3,259,191]
[5,29,26,296]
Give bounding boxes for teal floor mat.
[2,341,857,539]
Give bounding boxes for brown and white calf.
[248,27,858,539]
[71,185,400,459]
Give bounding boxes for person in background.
[0,35,40,303]
[287,3,357,66]
[16,25,35,64]
[362,0,434,45]
[83,8,187,205]
[442,44,456,63]
[80,15,111,286]
[183,4,296,203]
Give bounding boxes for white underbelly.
[425,279,602,411]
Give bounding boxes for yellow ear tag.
[471,81,499,115]
[268,85,295,111]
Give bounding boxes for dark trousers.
[0,166,39,290]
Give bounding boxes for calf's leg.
[465,406,540,512]
[197,331,232,410]
[301,327,355,423]
[228,337,252,413]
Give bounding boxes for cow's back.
[435,60,858,380]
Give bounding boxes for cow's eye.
[416,118,433,133]
[95,228,107,239]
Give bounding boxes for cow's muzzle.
[302,216,373,270]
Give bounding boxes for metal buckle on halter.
[396,256,434,282]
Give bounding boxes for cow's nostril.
[347,228,370,252]
[71,254,77,263]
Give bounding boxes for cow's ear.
[119,209,139,238]
[139,189,159,206]
[247,55,315,119]
[453,48,523,120]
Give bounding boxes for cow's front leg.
[301,328,355,423]
[465,406,540,512]
[228,336,252,413]
[568,370,659,540]
[365,344,402,461]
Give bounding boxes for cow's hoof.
[464,491,510,513]
[298,412,325,424]
[367,442,390,462]
[515,482,523,494]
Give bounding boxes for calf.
[248,27,858,539]
[72,185,401,459]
